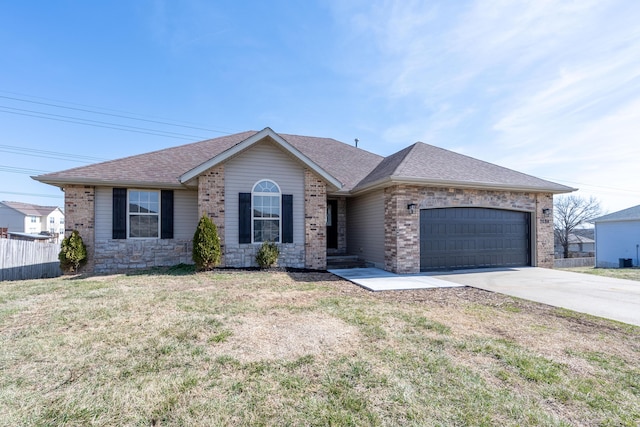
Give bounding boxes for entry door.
[326,200,338,249]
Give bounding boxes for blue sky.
[1,0,639,214]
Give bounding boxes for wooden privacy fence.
[0,239,61,281]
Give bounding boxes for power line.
[0,190,62,199]
[0,144,108,162]
[0,145,109,163]
[0,165,51,175]
[0,106,209,140]
[0,94,234,135]
[542,176,640,195]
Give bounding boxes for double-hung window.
[128,190,159,238]
[252,180,281,243]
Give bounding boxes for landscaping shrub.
[58,230,87,273]
[192,215,221,270]
[256,241,279,268]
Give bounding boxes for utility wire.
[0,94,232,135]
[541,176,640,195]
[0,190,62,199]
[0,145,109,163]
[0,106,209,140]
[0,108,201,141]
[0,165,50,175]
[0,144,108,162]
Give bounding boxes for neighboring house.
[0,201,65,243]
[554,232,595,258]
[34,127,574,274]
[592,204,640,268]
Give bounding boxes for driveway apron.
[434,267,640,327]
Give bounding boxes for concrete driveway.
[434,267,640,327]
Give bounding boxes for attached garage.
[420,207,531,271]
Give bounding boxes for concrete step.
[327,255,368,270]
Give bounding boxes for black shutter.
[112,188,127,239]
[282,194,293,244]
[239,193,251,244]
[161,190,174,239]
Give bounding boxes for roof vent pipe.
[355,138,359,148]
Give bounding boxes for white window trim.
[251,179,281,244]
[127,189,161,239]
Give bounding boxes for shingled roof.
[592,204,640,222]
[354,142,573,193]
[1,201,59,216]
[33,128,574,195]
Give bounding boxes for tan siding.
[347,190,385,267]
[225,141,305,247]
[95,187,112,240]
[174,190,198,239]
[95,187,198,240]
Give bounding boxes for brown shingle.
[355,142,573,193]
[34,130,573,194]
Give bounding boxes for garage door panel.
[420,207,531,271]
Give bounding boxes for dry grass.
[561,266,640,282]
[1,268,639,426]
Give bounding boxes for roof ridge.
[279,132,384,158]
[392,142,423,177]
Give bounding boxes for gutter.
[349,176,577,196]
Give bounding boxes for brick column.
[384,185,420,274]
[198,165,225,265]
[536,193,554,268]
[64,185,95,273]
[337,197,347,253]
[304,169,326,270]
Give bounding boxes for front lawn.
[561,266,640,282]
[1,269,638,426]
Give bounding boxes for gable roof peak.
[179,127,344,190]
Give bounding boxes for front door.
[326,200,338,249]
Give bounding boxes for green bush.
[58,230,87,273]
[192,215,221,271]
[256,241,279,268]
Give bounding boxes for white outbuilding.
[592,204,640,268]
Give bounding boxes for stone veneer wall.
[64,185,96,272]
[304,169,327,269]
[198,165,225,265]
[94,239,192,273]
[384,185,555,274]
[225,243,305,268]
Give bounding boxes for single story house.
[592,204,640,268]
[554,231,595,258]
[0,201,65,243]
[34,128,574,274]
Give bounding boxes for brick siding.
[384,185,555,274]
[304,169,327,269]
[198,164,226,265]
[63,185,95,272]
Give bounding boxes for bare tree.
[554,195,602,258]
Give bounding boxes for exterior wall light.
[407,203,417,214]
[542,208,551,215]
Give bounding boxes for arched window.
[252,180,281,242]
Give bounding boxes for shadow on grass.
[121,263,344,283]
